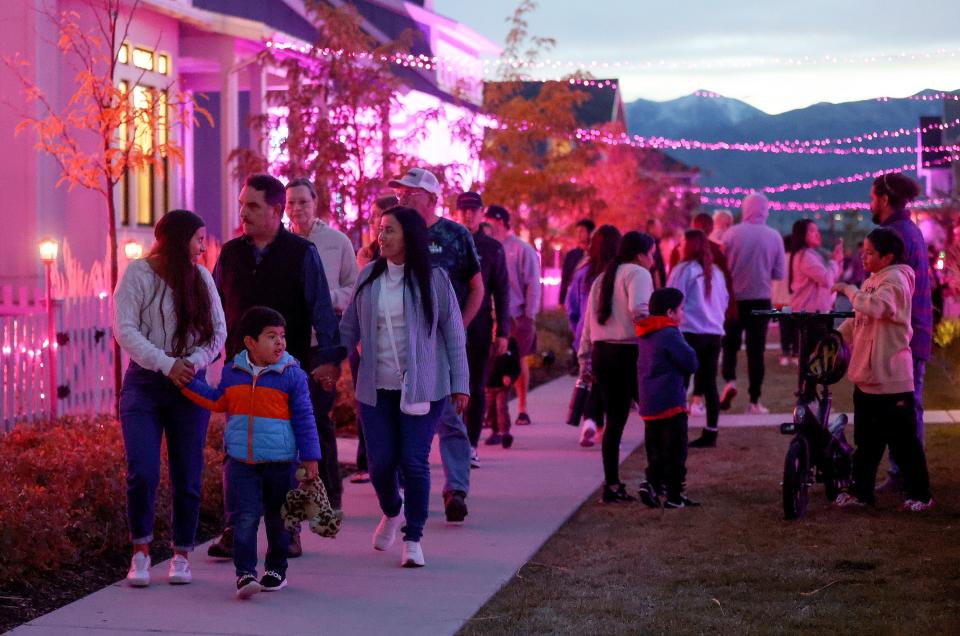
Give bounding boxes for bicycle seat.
[804,330,850,385]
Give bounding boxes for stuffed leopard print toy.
[281,466,343,538]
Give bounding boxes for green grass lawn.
[459,424,960,635]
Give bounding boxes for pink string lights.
[574,118,960,155]
[672,154,960,196]
[265,40,960,78]
[698,196,950,213]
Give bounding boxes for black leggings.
[592,341,639,486]
[683,333,722,430]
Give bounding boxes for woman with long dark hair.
[339,206,469,568]
[565,224,621,446]
[578,231,656,503]
[668,229,729,448]
[113,210,226,587]
[787,218,843,392]
[788,218,842,314]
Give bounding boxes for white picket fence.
[1,285,121,431]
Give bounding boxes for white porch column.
[219,41,239,241]
[248,62,267,157]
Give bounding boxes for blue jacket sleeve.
[287,367,321,461]
[565,268,584,332]
[303,245,346,366]
[668,329,699,376]
[338,270,365,354]
[181,375,229,413]
[436,270,470,396]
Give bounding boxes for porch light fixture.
[123,239,144,260]
[38,237,58,263]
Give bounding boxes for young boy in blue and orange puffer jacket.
[635,288,700,510]
[182,306,320,599]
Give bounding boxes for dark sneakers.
[236,574,261,599]
[207,527,234,559]
[664,494,701,509]
[689,429,718,448]
[502,433,514,449]
[444,490,468,523]
[260,570,288,591]
[484,433,503,446]
[601,483,636,504]
[637,481,660,509]
[515,412,532,426]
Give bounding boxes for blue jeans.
[358,391,443,542]
[226,457,294,577]
[119,362,209,551]
[438,399,471,495]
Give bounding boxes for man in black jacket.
[456,192,510,462]
[207,174,344,559]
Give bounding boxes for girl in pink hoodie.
[833,228,933,511]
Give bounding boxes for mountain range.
[624,89,958,231]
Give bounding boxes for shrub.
[0,415,225,581]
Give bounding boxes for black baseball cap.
[456,191,483,210]
[484,205,511,225]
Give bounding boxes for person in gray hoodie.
[719,193,786,414]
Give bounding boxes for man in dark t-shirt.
[390,168,484,524]
[456,192,511,458]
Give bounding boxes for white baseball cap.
[388,167,440,196]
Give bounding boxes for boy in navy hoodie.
[635,288,700,509]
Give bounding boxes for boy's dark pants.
[227,457,295,578]
[644,413,689,500]
[484,386,511,435]
[852,388,931,504]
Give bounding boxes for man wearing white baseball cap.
[389,167,484,523]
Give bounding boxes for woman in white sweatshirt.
[578,231,656,503]
[113,210,226,586]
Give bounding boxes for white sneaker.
[747,402,769,415]
[579,419,597,447]
[126,552,151,587]
[401,541,425,567]
[373,505,405,551]
[689,398,706,417]
[901,498,935,512]
[168,554,191,585]
[470,447,480,469]
[834,492,866,508]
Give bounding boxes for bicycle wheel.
[783,436,810,520]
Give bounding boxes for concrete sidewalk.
[9,376,643,636]
[11,375,957,636]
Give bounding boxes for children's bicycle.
[753,309,855,520]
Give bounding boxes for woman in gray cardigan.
[339,206,469,568]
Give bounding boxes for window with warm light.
[157,54,169,75]
[118,81,130,225]
[118,43,129,65]
[132,47,154,71]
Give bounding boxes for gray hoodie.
[721,194,786,301]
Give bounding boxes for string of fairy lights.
[264,39,960,212]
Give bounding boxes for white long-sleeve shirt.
[304,219,359,313]
[578,263,652,361]
[375,260,407,390]
[113,259,226,375]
